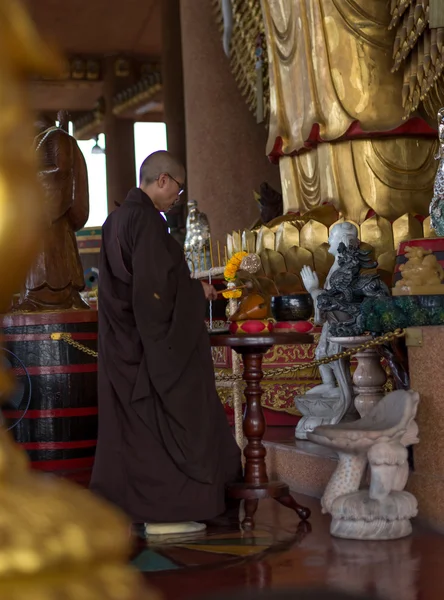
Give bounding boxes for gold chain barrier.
[50,332,98,358]
[215,329,405,381]
[50,328,405,381]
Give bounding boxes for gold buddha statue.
[260,0,438,223]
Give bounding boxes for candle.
[224,246,228,264]
[209,236,214,269]
[217,240,221,267]
[238,230,242,251]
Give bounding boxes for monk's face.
[153,171,185,213]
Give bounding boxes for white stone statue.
[308,389,420,541]
[295,222,359,439]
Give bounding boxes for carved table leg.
[241,350,268,487]
[227,346,310,530]
[243,499,259,530]
[277,494,311,521]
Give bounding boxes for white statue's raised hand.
[301,265,319,294]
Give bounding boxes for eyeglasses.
[166,173,185,196]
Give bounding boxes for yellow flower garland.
[222,251,248,299]
[224,252,247,282]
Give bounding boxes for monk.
[90,151,241,534]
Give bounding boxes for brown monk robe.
[14,112,89,311]
[90,151,241,525]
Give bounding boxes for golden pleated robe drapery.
[262,0,439,222]
[279,138,438,224]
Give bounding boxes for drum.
[1,310,98,485]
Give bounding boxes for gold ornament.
[239,253,261,274]
[0,1,155,598]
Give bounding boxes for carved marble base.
[308,390,420,541]
[295,390,342,440]
[330,490,418,540]
[144,522,207,536]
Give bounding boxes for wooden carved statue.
[14,112,89,311]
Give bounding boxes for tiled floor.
[135,493,444,600]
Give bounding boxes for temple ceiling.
[23,0,161,112]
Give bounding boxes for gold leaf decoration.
[392,213,424,249]
[256,226,275,252]
[212,0,269,121]
[299,220,329,254]
[390,0,444,120]
[275,222,300,253]
[285,247,314,274]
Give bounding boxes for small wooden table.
[210,332,314,529]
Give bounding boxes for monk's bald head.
[139,151,185,187]
[139,151,186,213]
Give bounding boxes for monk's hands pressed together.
[201,281,218,301]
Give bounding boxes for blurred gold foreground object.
[0,1,156,598]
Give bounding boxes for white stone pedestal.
[308,389,420,541]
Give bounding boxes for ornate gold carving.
[212,0,268,119]
[227,205,441,289]
[389,0,444,119]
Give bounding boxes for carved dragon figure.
[317,243,390,337]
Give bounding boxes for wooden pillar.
[103,57,136,214]
[161,0,187,244]
[180,0,281,247]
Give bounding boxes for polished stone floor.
[133,493,444,600]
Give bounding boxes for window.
[77,133,108,228]
[134,122,168,182]
[73,122,168,228]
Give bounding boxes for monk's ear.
[157,173,168,188]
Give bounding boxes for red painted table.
[210,332,313,529]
